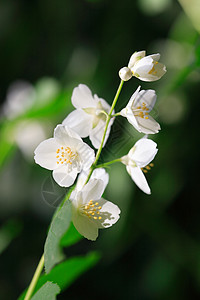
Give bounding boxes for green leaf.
[44,199,72,274]
[60,222,83,248]
[18,252,100,300]
[31,282,60,300]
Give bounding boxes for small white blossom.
[34,125,95,187]
[121,137,158,194]
[62,84,114,149]
[120,86,160,134]
[71,179,120,241]
[119,50,166,82]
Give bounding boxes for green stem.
[85,80,124,184]
[24,254,44,300]
[111,112,121,117]
[96,158,122,169]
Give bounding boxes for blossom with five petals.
[119,50,166,82]
[63,84,114,149]
[120,86,160,134]
[34,124,95,187]
[70,178,120,241]
[121,137,158,194]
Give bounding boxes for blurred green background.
[1,0,200,299]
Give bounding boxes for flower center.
[80,200,102,220]
[148,61,158,75]
[56,146,78,165]
[132,102,149,119]
[83,101,107,128]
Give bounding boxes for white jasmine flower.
[71,179,120,241]
[34,125,95,187]
[119,51,166,82]
[62,84,114,149]
[121,137,158,194]
[120,86,160,134]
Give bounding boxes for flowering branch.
[23,50,166,298]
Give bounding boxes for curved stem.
[24,254,44,300]
[96,158,122,169]
[111,112,121,117]
[85,80,124,184]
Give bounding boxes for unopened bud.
[119,67,132,81]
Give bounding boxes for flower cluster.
[34,50,166,240]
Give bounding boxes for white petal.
[62,109,92,138]
[96,198,120,228]
[131,138,158,167]
[127,86,141,109]
[76,141,95,170]
[81,179,105,204]
[133,58,154,80]
[54,124,82,143]
[89,118,113,149]
[96,96,111,113]
[133,89,157,112]
[71,84,96,109]
[136,115,161,134]
[53,165,78,187]
[34,138,60,170]
[154,62,167,78]
[128,51,146,68]
[92,168,109,189]
[124,107,141,132]
[148,53,160,61]
[72,210,98,241]
[74,168,109,193]
[128,165,151,194]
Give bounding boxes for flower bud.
[119,67,132,81]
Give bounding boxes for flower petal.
[54,124,82,144]
[130,138,158,167]
[71,84,96,109]
[148,53,160,61]
[128,165,151,194]
[81,179,105,204]
[72,209,99,241]
[132,56,153,74]
[94,95,111,113]
[92,168,109,189]
[89,118,112,149]
[123,107,140,131]
[133,89,157,112]
[62,109,92,138]
[34,138,60,170]
[76,141,95,170]
[126,86,141,110]
[96,198,120,228]
[128,51,146,68]
[53,165,78,187]
[136,115,161,134]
